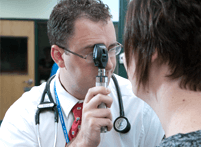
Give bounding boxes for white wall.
[0,0,58,20]
[102,0,119,21]
[0,0,119,21]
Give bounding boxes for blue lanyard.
[54,81,70,144]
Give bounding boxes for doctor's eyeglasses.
[57,42,122,63]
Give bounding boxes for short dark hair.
[124,0,201,91]
[47,0,112,47]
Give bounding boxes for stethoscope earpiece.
[114,116,131,133]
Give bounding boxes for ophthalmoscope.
[93,44,108,133]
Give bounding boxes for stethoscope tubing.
[54,123,58,147]
[36,125,41,147]
[36,123,58,147]
[111,74,125,117]
[36,75,58,147]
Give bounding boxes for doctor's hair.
[47,0,112,48]
[124,0,201,91]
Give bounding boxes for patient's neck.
[154,81,201,138]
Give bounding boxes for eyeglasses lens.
[87,45,121,63]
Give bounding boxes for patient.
[123,0,201,146]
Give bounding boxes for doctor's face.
[61,18,117,99]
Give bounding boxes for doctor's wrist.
[66,138,93,147]
[66,133,98,147]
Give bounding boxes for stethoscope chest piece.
[114,116,131,133]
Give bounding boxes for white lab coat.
[0,73,164,147]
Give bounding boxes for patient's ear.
[151,51,158,63]
[122,53,127,70]
[51,45,65,68]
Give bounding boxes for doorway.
[0,20,35,120]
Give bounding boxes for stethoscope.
[35,74,131,146]
[35,75,58,147]
[35,45,131,147]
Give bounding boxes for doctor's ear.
[51,45,65,68]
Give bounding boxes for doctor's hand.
[67,86,113,147]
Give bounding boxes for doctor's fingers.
[82,116,113,132]
[82,108,112,122]
[95,117,113,131]
[84,86,111,104]
[84,94,113,110]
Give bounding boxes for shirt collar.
[53,70,80,118]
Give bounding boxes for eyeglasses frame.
[57,42,123,61]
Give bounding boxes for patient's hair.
[47,0,112,47]
[124,0,201,91]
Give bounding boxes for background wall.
[0,0,128,78]
[0,0,119,21]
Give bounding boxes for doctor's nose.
[105,56,115,72]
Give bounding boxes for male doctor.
[0,0,164,146]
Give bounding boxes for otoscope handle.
[96,73,108,133]
[97,102,108,133]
